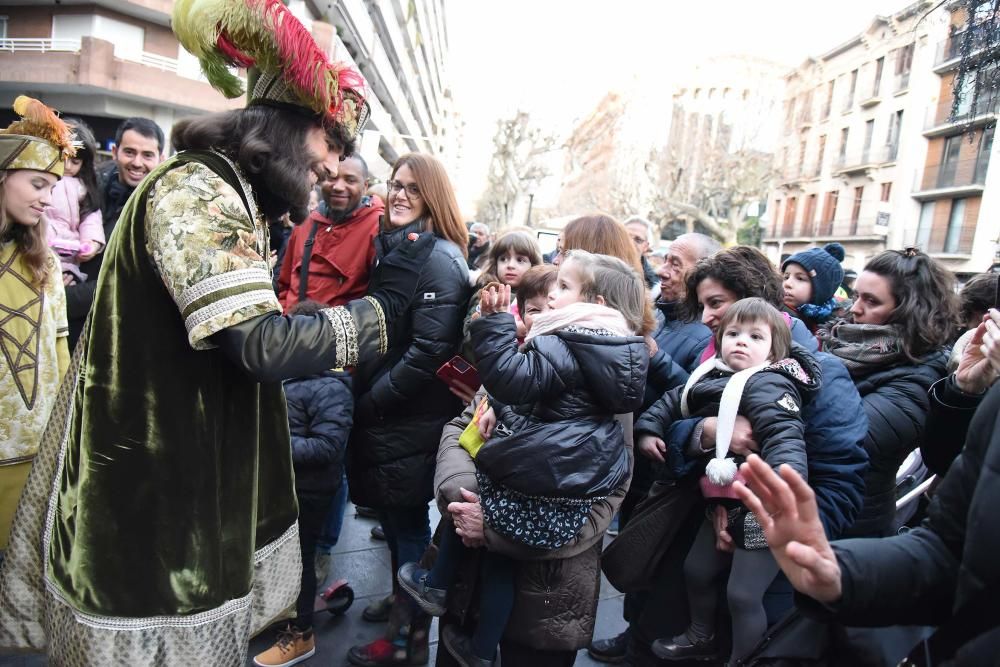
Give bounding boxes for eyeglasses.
[389,180,422,200]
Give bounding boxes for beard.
[246,162,312,224]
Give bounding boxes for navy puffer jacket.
[284,370,353,498]
[661,318,869,540]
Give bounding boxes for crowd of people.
[0,4,998,667]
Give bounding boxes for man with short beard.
[0,3,434,665]
[278,153,382,310]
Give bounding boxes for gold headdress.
[0,96,75,177]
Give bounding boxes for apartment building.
[905,2,999,275]
[0,0,457,177]
[763,1,949,271]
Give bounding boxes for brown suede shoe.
[253,626,316,667]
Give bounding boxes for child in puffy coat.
[45,120,104,283]
[635,297,820,664]
[399,250,650,666]
[781,243,846,340]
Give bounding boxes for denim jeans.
[316,472,349,553]
[378,505,431,589]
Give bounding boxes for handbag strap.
[297,219,321,303]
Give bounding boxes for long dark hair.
[684,246,784,319]
[862,248,959,359]
[172,106,355,223]
[64,117,100,218]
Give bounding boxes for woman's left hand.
[448,487,485,547]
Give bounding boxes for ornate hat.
[172,0,370,138]
[0,96,75,177]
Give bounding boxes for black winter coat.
[349,223,469,508]
[469,313,649,499]
[921,374,982,476]
[801,379,1000,663]
[844,349,948,537]
[284,370,353,498]
[636,348,822,481]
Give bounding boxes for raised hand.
[955,310,1000,394]
[733,455,842,603]
[479,283,511,316]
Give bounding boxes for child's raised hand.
[479,282,511,316]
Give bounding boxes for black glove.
[368,232,436,324]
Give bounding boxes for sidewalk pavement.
[0,501,627,666]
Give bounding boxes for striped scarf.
[818,320,907,376]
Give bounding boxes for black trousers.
[294,491,337,631]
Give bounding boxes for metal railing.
[0,37,81,52]
[914,157,990,192]
[768,215,890,240]
[833,145,895,172]
[936,23,1000,68]
[924,97,999,130]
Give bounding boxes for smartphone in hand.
[436,355,481,391]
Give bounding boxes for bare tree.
[476,112,556,227]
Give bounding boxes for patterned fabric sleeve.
[47,251,68,340]
[145,161,281,350]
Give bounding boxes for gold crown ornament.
[0,96,76,177]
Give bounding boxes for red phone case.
[436,355,481,390]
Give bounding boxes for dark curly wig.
[683,246,784,320]
[171,105,355,223]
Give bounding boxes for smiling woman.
[0,95,72,551]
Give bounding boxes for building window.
[822,80,834,120]
[803,194,818,235]
[880,182,892,202]
[944,198,967,253]
[895,43,914,91]
[782,197,798,237]
[886,110,903,159]
[816,135,827,175]
[916,201,934,249]
[820,190,838,235]
[939,135,962,187]
[863,119,875,159]
[871,57,884,97]
[844,69,858,111]
[850,186,864,234]
[773,200,783,236]
[0,16,7,40]
[976,124,994,183]
[839,127,849,164]
[799,139,807,168]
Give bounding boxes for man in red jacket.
[278,153,381,309]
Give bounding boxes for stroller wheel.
[318,579,354,616]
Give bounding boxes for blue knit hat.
[782,243,845,305]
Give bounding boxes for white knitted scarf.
[525,302,633,341]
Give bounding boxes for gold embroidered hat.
[0,96,75,177]
[172,0,370,138]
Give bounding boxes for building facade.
[0,0,457,178]
[763,1,952,271]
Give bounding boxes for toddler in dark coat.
[635,298,821,664]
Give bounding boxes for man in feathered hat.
[0,2,434,664]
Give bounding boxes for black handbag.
[601,476,701,593]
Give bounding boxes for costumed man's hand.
[367,232,436,324]
[956,309,1000,393]
[733,455,842,603]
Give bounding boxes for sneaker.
[396,562,446,616]
[362,593,395,623]
[440,625,496,667]
[371,525,386,541]
[253,626,316,667]
[650,630,718,661]
[588,628,630,663]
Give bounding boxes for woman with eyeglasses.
[348,153,470,665]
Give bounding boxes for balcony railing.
[936,23,1000,70]
[913,158,990,196]
[924,97,999,132]
[833,145,896,173]
[0,37,81,53]
[766,215,891,240]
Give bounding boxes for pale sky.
[446,0,914,215]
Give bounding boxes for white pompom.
[706,457,738,485]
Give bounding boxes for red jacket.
[278,198,382,309]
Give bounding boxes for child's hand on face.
[479,283,511,316]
